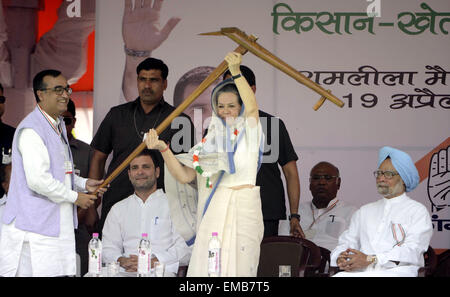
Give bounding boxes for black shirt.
[257,110,298,220]
[0,120,15,197]
[91,98,194,230]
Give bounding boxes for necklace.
[37,104,61,136]
[307,200,339,230]
[193,138,213,188]
[133,101,163,140]
[192,128,240,188]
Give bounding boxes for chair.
[257,236,321,277]
[328,265,339,276]
[316,246,331,277]
[433,249,450,277]
[418,246,438,277]
[177,265,188,277]
[76,253,81,277]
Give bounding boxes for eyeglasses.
[63,117,74,125]
[310,175,339,182]
[39,86,73,95]
[373,170,399,179]
[0,96,5,104]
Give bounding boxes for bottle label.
[88,248,102,275]
[138,249,151,274]
[208,248,220,275]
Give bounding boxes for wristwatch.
[366,255,377,267]
[124,46,150,57]
[231,74,242,80]
[289,214,301,221]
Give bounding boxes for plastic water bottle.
[208,232,221,277]
[137,233,152,277]
[88,233,102,277]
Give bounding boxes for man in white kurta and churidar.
[0,70,104,277]
[299,162,357,252]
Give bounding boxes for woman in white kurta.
[145,52,264,276]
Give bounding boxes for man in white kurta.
[0,71,104,277]
[102,150,191,276]
[299,162,357,252]
[0,121,85,276]
[330,147,433,277]
[301,198,356,252]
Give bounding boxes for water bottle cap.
[212,232,218,236]
[92,233,99,238]
[142,233,148,237]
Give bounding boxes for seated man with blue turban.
[330,146,433,277]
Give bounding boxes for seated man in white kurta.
[102,149,191,276]
[299,161,357,252]
[330,146,433,277]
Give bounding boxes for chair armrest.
[417,266,433,277]
[177,265,188,277]
[328,266,340,276]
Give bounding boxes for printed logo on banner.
[428,145,450,233]
[66,0,81,18]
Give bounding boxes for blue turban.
[377,146,419,192]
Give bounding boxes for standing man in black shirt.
[89,58,194,234]
[223,66,304,238]
[0,83,15,199]
[0,83,15,159]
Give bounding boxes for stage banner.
[0,0,95,142]
[94,0,449,249]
